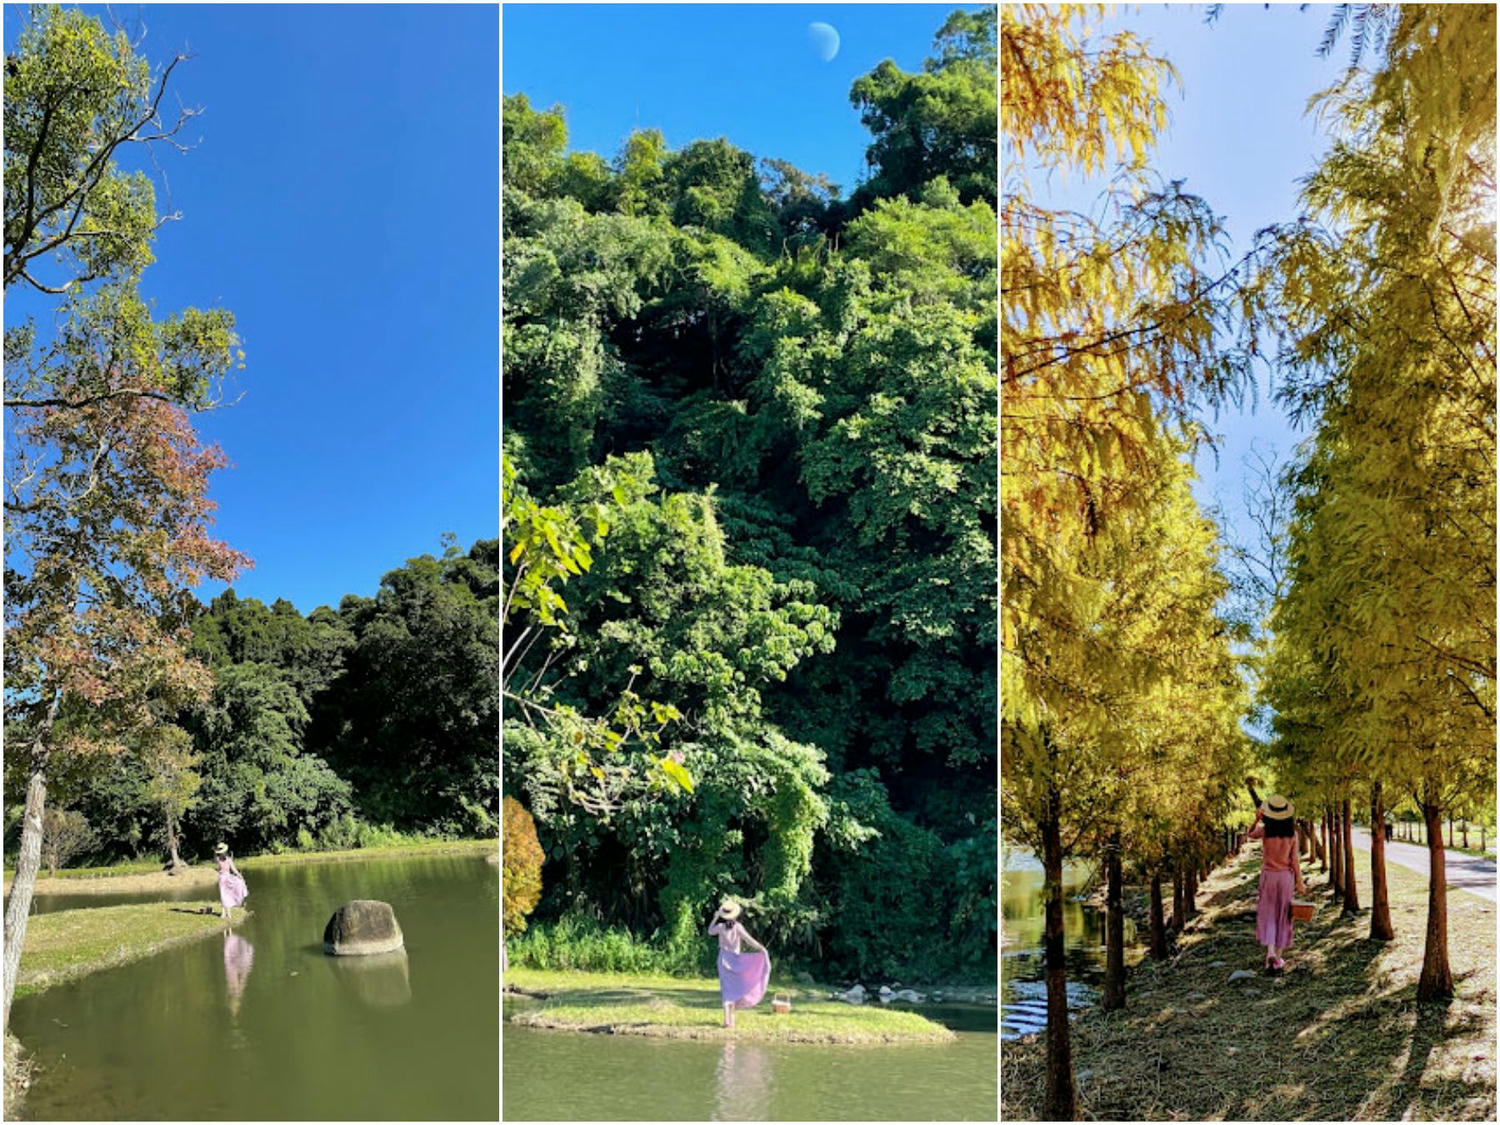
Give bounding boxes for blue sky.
[1051,5,1351,569]
[4,4,499,615]
[502,3,988,197]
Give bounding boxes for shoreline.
[14,901,252,1001]
[504,968,960,1045]
[4,839,495,898]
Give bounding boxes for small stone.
[1242,988,1261,997]
[1209,961,1228,968]
[1228,969,1257,983]
[1076,1069,1093,1085]
[1227,1047,1239,1056]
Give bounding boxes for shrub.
[508,914,703,975]
[503,796,544,937]
[40,808,96,876]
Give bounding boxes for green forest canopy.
[10,537,500,861]
[502,8,998,982]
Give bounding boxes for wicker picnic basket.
[772,992,792,1014]
[1290,898,1316,923]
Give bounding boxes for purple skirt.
[717,949,770,1010]
[1256,869,1294,949]
[219,871,248,910]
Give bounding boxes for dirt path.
[1349,827,1497,902]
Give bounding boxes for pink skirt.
[717,949,770,1010]
[219,871,248,910]
[1256,869,1294,949]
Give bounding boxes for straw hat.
[214,842,229,856]
[717,899,742,920]
[1261,795,1294,821]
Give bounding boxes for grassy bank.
[4,838,495,896]
[1002,850,1496,1121]
[505,967,956,1044]
[5,1032,33,1120]
[14,901,249,1000]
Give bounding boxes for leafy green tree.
[2,7,245,1027]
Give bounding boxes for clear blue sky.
[1033,4,1350,565]
[4,4,499,615]
[502,3,988,196]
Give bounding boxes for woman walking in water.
[214,843,249,922]
[708,900,769,1029]
[1246,795,1305,971]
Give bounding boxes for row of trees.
[1000,7,1254,1117]
[1002,5,1496,1118]
[1255,2,1496,1000]
[502,8,998,981]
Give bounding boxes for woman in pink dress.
[1246,795,1305,971]
[708,900,769,1029]
[214,842,249,921]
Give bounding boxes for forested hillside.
[8,538,500,863]
[502,8,997,982]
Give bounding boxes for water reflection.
[327,948,413,1008]
[223,931,255,1021]
[711,1040,772,1121]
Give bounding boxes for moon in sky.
[808,21,840,63]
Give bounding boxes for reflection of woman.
[1246,795,1306,971]
[712,1041,772,1121]
[223,931,254,1019]
[214,843,248,921]
[708,900,769,1029]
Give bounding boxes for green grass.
[505,967,955,1044]
[1002,851,1496,1121]
[508,915,706,976]
[6,837,495,882]
[14,901,250,999]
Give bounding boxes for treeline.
[502,8,997,982]
[14,539,500,864]
[1001,5,1495,1120]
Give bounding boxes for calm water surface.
[1001,851,1135,1041]
[11,855,499,1120]
[502,996,996,1121]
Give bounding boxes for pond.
[1001,851,1134,1042]
[9,854,499,1120]
[501,995,996,1121]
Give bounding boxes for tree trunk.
[166,817,183,870]
[1329,805,1343,900]
[1462,820,1469,850]
[1171,864,1184,932]
[1103,831,1125,1010]
[1369,782,1394,941]
[1041,790,1078,1119]
[1319,815,1328,872]
[1417,800,1453,1001]
[1149,869,1168,960]
[3,720,55,1030]
[1447,817,1453,847]
[1184,861,1198,920]
[1341,798,1360,914]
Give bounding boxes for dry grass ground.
[1002,850,1496,1121]
[4,1032,34,1120]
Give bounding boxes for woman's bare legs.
[723,1002,735,1029]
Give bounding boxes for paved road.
[1347,826,1497,902]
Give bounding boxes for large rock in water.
[323,899,404,956]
